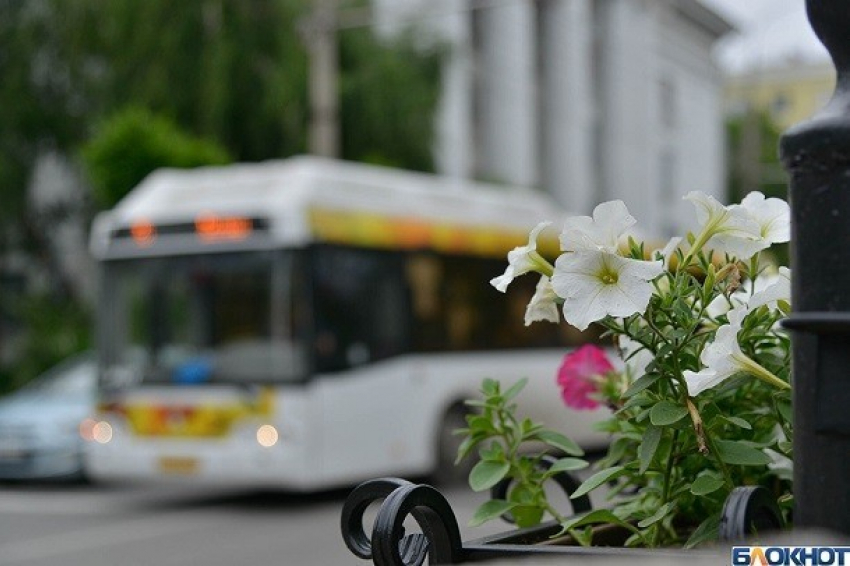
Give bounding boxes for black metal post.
[780,0,850,537]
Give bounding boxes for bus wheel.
[432,404,474,486]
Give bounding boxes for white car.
[0,352,96,480]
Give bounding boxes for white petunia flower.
[491,222,553,292]
[684,191,767,261]
[524,275,561,326]
[747,266,791,312]
[740,191,791,245]
[705,266,791,319]
[551,250,664,331]
[764,448,793,481]
[659,236,684,267]
[684,306,789,396]
[705,294,739,319]
[560,200,636,254]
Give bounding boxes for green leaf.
[521,418,542,436]
[454,434,483,464]
[777,400,792,424]
[558,509,643,541]
[545,457,589,476]
[512,505,545,528]
[650,401,688,426]
[480,443,505,462]
[481,378,499,397]
[466,415,492,429]
[622,372,660,398]
[469,460,510,492]
[638,424,662,474]
[690,474,725,496]
[714,440,772,466]
[722,416,752,430]
[502,378,528,402]
[637,502,673,528]
[572,526,594,547]
[684,513,720,549]
[469,499,517,527]
[570,466,627,499]
[534,430,584,457]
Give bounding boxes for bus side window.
[405,255,445,351]
[311,246,409,373]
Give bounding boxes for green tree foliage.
[726,110,788,264]
[0,0,442,216]
[339,29,442,171]
[726,110,786,203]
[0,1,82,226]
[0,293,91,395]
[81,107,231,208]
[65,0,313,162]
[2,0,441,173]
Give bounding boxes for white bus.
[85,156,608,490]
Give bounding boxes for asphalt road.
[0,479,509,566]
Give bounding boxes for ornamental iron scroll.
[370,483,465,565]
[341,477,417,560]
[341,479,778,563]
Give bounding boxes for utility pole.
[304,0,340,158]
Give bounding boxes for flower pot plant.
[339,190,793,565]
[455,190,793,549]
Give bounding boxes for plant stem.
[682,396,734,488]
[679,224,714,271]
[654,428,679,547]
[702,423,735,489]
[545,503,568,524]
[640,310,671,346]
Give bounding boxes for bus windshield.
[99,251,307,387]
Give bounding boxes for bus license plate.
[158,456,199,475]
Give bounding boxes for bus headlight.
[79,418,98,442]
[92,421,114,444]
[256,424,279,448]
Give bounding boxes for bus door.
[309,246,427,481]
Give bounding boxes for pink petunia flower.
[557,344,614,410]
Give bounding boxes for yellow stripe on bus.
[99,388,275,438]
[308,208,560,258]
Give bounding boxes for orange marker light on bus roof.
[130,220,157,247]
[195,213,252,242]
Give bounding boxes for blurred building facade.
[724,60,835,131]
[375,0,733,239]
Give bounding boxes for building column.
[433,8,475,181]
[472,0,537,188]
[596,0,656,225]
[538,0,595,214]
